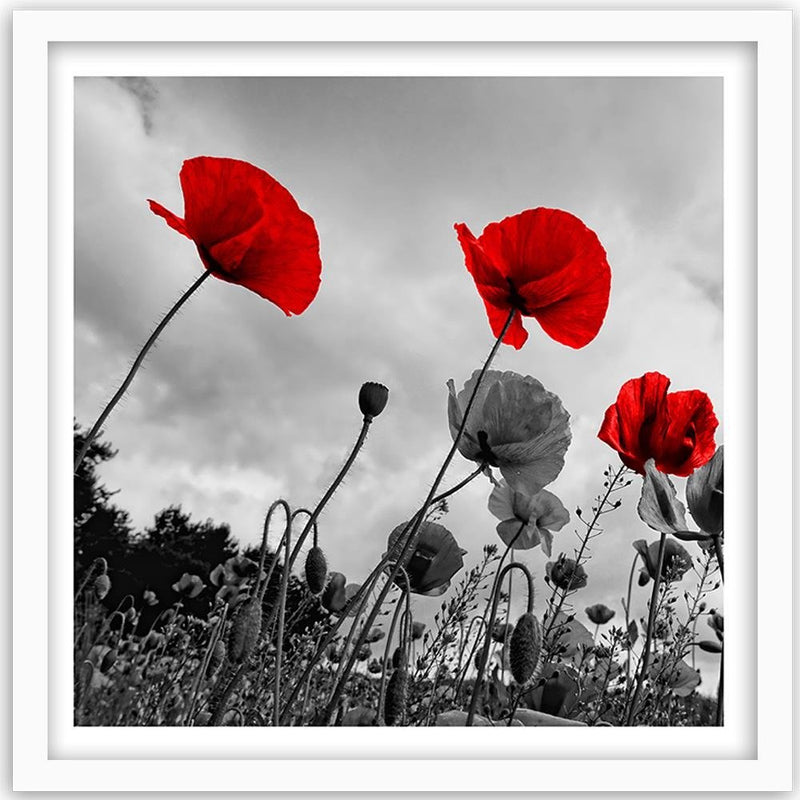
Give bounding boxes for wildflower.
[358,382,389,420]
[367,659,383,675]
[411,621,426,641]
[149,156,321,314]
[321,572,347,613]
[598,372,718,476]
[454,208,611,349]
[545,555,588,591]
[633,538,692,585]
[386,521,466,596]
[686,446,724,535]
[142,589,158,606]
[585,603,615,625]
[488,480,569,556]
[171,573,205,598]
[365,627,385,644]
[448,370,571,494]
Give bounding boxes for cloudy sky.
[75,76,723,692]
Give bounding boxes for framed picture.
[12,7,792,793]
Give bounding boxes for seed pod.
[385,666,408,726]
[93,574,111,600]
[321,572,347,613]
[100,647,117,673]
[391,646,407,670]
[358,381,389,420]
[305,547,328,595]
[228,599,262,664]
[207,638,226,676]
[509,612,542,685]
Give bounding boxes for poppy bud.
[358,382,389,420]
[321,572,347,613]
[698,639,723,654]
[100,648,117,673]
[94,557,109,575]
[304,546,328,596]
[385,666,409,726]
[509,612,542,685]
[392,646,406,670]
[93,574,111,600]
[207,638,226,676]
[228,599,262,664]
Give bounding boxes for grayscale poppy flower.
[447,370,571,494]
[488,480,569,556]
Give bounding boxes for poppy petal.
[481,301,527,348]
[148,200,190,238]
[454,222,506,288]
[660,390,719,476]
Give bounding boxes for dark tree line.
[74,422,326,633]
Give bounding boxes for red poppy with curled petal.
[148,156,321,315]
[598,372,718,476]
[455,208,611,349]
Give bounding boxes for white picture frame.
[12,7,792,793]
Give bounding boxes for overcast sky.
[75,76,723,692]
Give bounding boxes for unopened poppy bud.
[698,639,723,654]
[509,612,542,685]
[100,648,117,673]
[385,665,409,726]
[94,557,108,575]
[321,572,347,613]
[207,638,226,676]
[305,546,328,596]
[93,574,111,600]
[358,382,389,420]
[228,599,262,664]
[124,606,137,624]
[392,646,406,670]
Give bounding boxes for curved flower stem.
[544,464,627,642]
[626,531,668,726]
[322,309,517,722]
[623,553,638,691]
[466,561,534,726]
[278,467,486,724]
[272,511,293,726]
[74,270,212,472]
[377,574,411,725]
[711,534,725,582]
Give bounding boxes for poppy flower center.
[476,430,499,466]
[505,277,530,314]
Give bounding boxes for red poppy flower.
[454,208,611,349]
[149,156,321,315]
[598,372,718,476]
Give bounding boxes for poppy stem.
[715,646,724,726]
[377,574,411,724]
[320,309,517,723]
[74,270,212,472]
[277,467,485,724]
[626,530,668,726]
[624,552,637,692]
[466,561,533,726]
[711,534,725,582]
[543,465,627,644]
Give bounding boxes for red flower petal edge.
[149,156,321,316]
[598,372,718,476]
[455,208,611,349]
